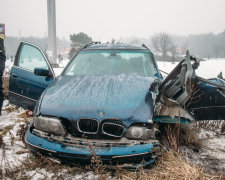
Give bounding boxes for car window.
[17,44,49,71]
[64,50,157,77]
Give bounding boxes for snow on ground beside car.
[0,101,29,176]
[192,126,225,172]
[5,59,13,75]
[157,58,225,79]
[54,58,70,76]
[196,58,225,79]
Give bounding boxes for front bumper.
[25,127,159,168]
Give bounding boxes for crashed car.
[8,42,225,168]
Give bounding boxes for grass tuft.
[157,123,202,151]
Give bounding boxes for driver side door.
[8,42,55,110]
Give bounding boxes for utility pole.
[47,0,58,67]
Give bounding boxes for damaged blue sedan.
[8,42,225,168]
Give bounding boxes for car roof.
[83,43,150,51]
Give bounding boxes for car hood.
[39,74,157,127]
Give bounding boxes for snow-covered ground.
[158,58,225,79]
[1,58,225,179]
[183,125,225,173]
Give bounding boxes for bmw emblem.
[99,112,104,117]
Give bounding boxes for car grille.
[102,120,124,137]
[76,119,124,138]
[77,119,99,134]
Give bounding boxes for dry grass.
[2,150,222,180]
[221,122,225,134]
[2,76,9,98]
[0,125,15,148]
[179,124,202,149]
[2,153,90,179]
[16,117,30,147]
[0,125,15,137]
[17,112,29,118]
[3,105,19,113]
[149,151,222,180]
[103,150,222,180]
[194,120,225,134]
[158,123,202,152]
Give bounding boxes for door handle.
[12,74,18,78]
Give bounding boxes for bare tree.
[151,32,174,58]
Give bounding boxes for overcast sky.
[1,0,225,41]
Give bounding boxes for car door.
[156,51,225,121]
[8,42,55,111]
[186,76,225,120]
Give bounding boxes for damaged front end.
[25,117,159,169]
[25,73,161,169]
[154,51,225,123]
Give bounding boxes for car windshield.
[63,50,158,76]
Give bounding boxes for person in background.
[0,34,6,115]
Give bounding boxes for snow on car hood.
[39,74,156,126]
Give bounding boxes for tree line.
[4,30,225,60]
[69,31,225,60]
[122,31,225,60]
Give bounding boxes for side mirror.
[34,68,51,77]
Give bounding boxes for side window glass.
[18,44,49,71]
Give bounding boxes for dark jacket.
[0,37,6,75]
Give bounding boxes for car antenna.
[142,44,153,52]
[142,44,148,49]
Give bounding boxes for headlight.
[125,126,155,140]
[33,116,66,135]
